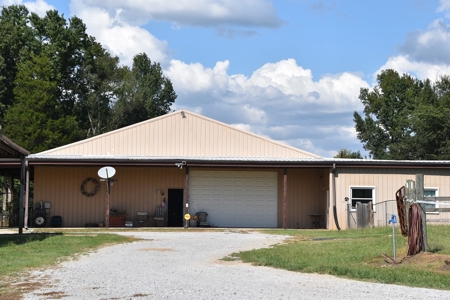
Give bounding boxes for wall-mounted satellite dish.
[98,166,116,179]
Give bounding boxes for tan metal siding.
[333,168,450,229]
[281,168,329,229]
[37,111,320,158]
[34,166,185,227]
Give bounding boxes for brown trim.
[283,168,287,230]
[28,161,334,168]
[0,134,30,156]
[0,161,22,167]
[336,164,450,169]
[27,159,450,169]
[184,167,189,217]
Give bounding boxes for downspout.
[24,160,29,230]
[18,154,26,234]
[332,163,341,231]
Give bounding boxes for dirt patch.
[0,274,56,300]
[369,251,450,273]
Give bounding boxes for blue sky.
[3,0,450,158]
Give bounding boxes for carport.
[0,133,30,234]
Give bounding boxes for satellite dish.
[98,166,116,179]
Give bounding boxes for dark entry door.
[167,189,184,227]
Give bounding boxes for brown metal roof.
[0,133,30,158]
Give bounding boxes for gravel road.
[20,230,450,299]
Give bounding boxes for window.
[350,186,375,211]
[424,187,439,213]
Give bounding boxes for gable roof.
[33,110,321,159]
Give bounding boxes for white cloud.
[438,0,450,16]
[399,19,450,65]
[70,0,170,67]
[167,58,368,112]
[80,0,282,28]
[241,105,267,124]
[377,15,450,82]
[0,0,21,6]
[0,0,54,16]
[23,0,53,16]
[294,139,314,151]
[375,55,450,81]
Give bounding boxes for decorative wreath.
[80,177,100,197]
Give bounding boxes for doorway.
[167,189,184,227]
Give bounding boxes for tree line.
[0,5,176,153]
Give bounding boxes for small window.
[424,188,439,214]
[350,186,375,211]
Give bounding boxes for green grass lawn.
[231,226,450,290]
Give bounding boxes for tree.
[334,149,363,159]
[111,53,177,129]
[354,69,450,160]
[0,5,177,151]
[409,77,450,159]
[74,41,121,137]
[0,5,38,120]
[3,53,82,152]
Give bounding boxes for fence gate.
[356,201,373,229]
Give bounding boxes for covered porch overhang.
[0,134,30,234]
[27,155,450,229]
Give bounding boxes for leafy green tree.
[354,69,422,159]
[0,5,177,151]
[75,41,121,137]
[29,10,92,113]
[3,53,81,152]
[0,5,38,120]
[334,149,363,159]
[111,53,177,129]
[409,77,450,159]
[354,69,450,160]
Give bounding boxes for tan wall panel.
[334,168,450,229]
[34,166,185,227]
[39,111,320,158]
[281,168,329,229]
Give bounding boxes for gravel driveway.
[20,230,450,299]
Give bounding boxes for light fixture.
[175,161,186,169]
[181,111,185,118]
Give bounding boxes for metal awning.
[0,133,30,234]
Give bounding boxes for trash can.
[196,212,208,222]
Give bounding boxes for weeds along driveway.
[22,230,450,300]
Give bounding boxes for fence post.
[415,174,427,251]
[405,179,415,234]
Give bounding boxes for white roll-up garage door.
[189,171,278,227]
